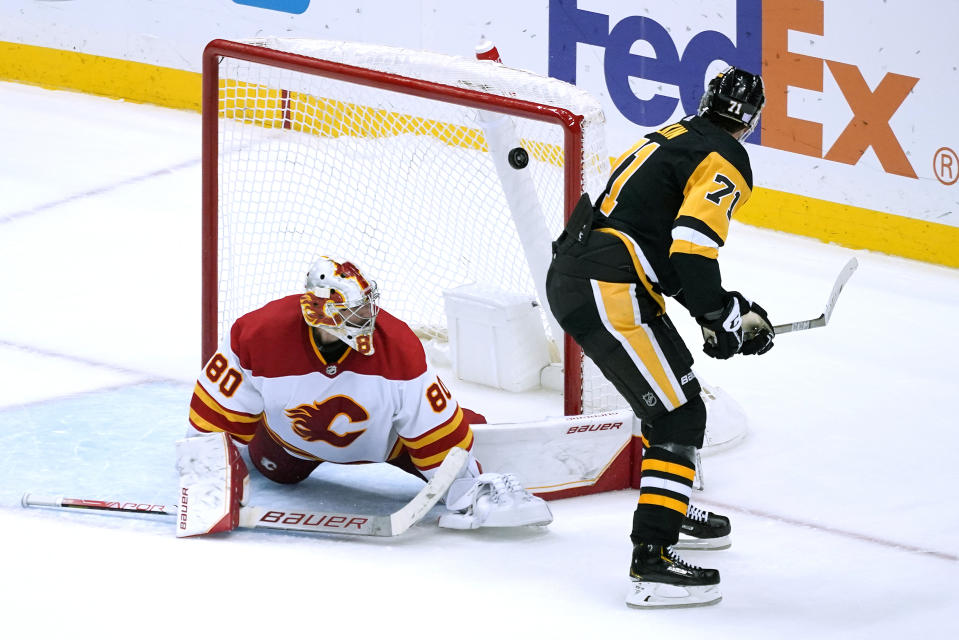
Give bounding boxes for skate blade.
[625,581,722,609]
[674,534,731,551]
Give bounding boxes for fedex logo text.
[549,0,761,132]
[549,0,919,178]
[232,0,309,14]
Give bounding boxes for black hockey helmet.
[698,66,765,140]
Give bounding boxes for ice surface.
[1,82,957,639]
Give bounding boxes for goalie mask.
[698,66,765,141]
[300,256,380,356]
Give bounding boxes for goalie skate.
[439,473,553,530]
[675,504,731,550]
[626,544,722,609]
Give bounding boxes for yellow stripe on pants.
[595,280,682,409]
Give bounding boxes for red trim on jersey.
[230,295,427,380]
[404,409,471,458]
[386,439,406,461]
[412,431,474,472]
[188,383,262,441]
[401,406,478,470]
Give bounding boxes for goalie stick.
[22,446,468,538]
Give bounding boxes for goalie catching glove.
[698,291,775,359]
[439,472,553,529]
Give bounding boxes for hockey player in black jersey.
[546,67,774,608]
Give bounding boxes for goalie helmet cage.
[201,37,623,416]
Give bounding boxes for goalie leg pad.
[439,473,553,530]
[175,433,250,537]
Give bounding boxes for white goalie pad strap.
[175,433,250,538]
[445,476,482,511]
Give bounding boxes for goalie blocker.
[175,432,250,537]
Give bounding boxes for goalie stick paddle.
[22,446,468,538]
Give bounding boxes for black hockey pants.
[547,227,707,545]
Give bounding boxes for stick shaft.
[772,315,825,335]
[22,493,177,516]
[21,447,468,537]
[21,494,386,535]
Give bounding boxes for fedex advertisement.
[546,0,955,230]
[1,0,956,246]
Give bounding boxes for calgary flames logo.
[285,396,368,447]
[300,290,345,327]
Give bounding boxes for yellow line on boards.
[743,188,959,269]
[0,41,201,111]
[2,41,956,268]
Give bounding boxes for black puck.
[508,147,529,169]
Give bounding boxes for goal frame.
[201,38,589,414]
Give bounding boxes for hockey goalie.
[178,255,552,537]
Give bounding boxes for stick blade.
[771,256,858,335]
[822,256,859,324]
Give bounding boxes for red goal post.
[200,37,617,416]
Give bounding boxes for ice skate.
[626,543,722,609]
[675,503,731,550]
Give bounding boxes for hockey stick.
[766,256,858,335]
[705,256,858,345]
[22,446,468,537]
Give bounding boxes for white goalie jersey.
[188,295,481,477]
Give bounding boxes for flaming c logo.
[300,291,345,327]
[285,396,368,447]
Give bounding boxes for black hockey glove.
[740,300,775,356]
[697,292,747,360]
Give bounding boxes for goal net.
[202,37,626,416]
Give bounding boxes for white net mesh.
[209,38,628,413]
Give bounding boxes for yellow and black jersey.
[595,115,753,317]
